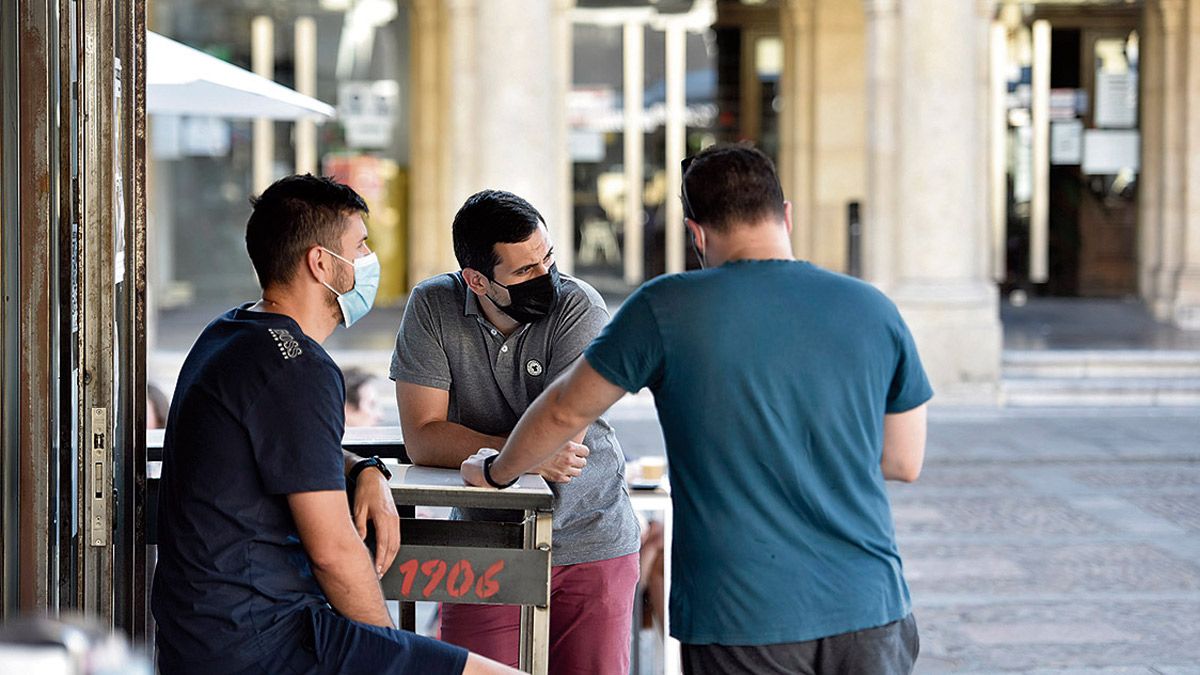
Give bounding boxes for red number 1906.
[395,558,505,601]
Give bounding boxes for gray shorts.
[681,614,919,675]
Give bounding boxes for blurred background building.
[141,0,1200,402]
[6,0,1200,640]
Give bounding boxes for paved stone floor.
[894,408,1200,673]
[1001,298,1200,351]
[609,401,1200,673]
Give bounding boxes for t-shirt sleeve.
[545,287,611,384]
[583,290,665,393]
[886,312,934,413]
[390,287,452,390]
[246,360,346,495]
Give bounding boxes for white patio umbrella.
[146,31,336,121]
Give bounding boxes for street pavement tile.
[936,662,1161,667]
[1012,662,1161,667]
[1073,465,1200,490]
[912,601,1200,671]
[901,542,1200,594]
[891,496,1114,536]
[1128,495,1200,533]
[957,621,1128,646]
[925,414,1200,464]
[888,466,1026,490]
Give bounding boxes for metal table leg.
[519,508,552,675]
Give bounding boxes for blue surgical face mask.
[320,247,380,327]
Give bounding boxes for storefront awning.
[146,31,336,121]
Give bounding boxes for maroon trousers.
[440,552,640,674]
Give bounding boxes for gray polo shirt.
[390,272,640,566]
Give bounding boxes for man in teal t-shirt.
[461,144,933,674]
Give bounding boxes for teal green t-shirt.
[584,259,933,645]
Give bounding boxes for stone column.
[779,0,816,261]
[251,16,275,194]
[475,0,569,254]
[1172,0,1200,328]
[407,0,570,286]
[863,0,899,290]
[1139,0,1164,304]
[445,0,479,242]
[407,0,454,287]
[810,0,868,273]
[975,0,996,282]
[552,0,576,274]
[863,0,1001,401]
[1154,0,1186,320]
[621,20,645,285]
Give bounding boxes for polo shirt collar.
[463,276,483,318]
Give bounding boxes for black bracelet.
[482,454,518,489]
[348,456,392,484]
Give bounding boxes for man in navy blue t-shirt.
[462,145,932,675]
[151,175,516,675]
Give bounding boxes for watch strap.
[482,453,518,489]
[348,455,392,483]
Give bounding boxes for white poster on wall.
[1082,129,1140,174]
[338,81,400,149]
[1051,119,1084,165]
[568,130,605,162]
[1095,71,1138,129]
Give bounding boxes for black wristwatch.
[348,455,392,484]
[482,454,518,489]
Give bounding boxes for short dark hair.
[245,174,369,289]
[681,143,786,232]
[452,189,546,278]
[342,367,373,408]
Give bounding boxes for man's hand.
[351,470,400,578]
[536,441,590,483]
[461,448,499,488]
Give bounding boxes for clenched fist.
[536,441,590,483]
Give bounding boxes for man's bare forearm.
[491,388,589,484]
[881,405,927,483]
[312,542,395,628]
[406,421,508,469]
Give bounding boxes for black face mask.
[489,263,561,324]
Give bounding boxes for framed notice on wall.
[1093,35,1138,129]
[1051,119,1084,165]
[1095,71,1137,128]
[1082,129,1140,174]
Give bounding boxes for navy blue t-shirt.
[151,306,346,672]
[584,260,933,645]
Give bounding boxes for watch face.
[370,456,392,480]
[352,456,391,482]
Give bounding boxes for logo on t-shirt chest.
[526,359,544,377]
[268,328,303,360]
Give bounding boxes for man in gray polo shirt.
[391,189,640,674]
